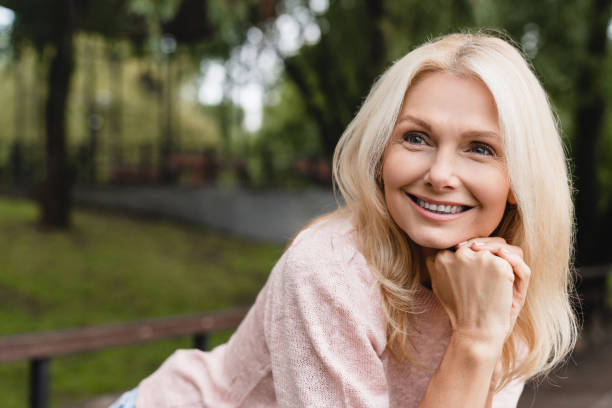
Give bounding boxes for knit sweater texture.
[136,215,524,407]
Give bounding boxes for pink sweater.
[136,216,524,407]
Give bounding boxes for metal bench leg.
[30,358,49,408]
[194,333,208,351]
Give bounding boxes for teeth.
[416,198,463,214]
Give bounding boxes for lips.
[407,194,472,215]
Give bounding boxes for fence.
[0,139,333,190]
[0,307,249,408]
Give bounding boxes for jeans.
[108,387,138,408]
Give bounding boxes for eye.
[468,142,496,156]
[403,132,428,145]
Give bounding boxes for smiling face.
[382,71,512,250]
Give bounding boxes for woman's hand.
[458,238,531,340]
[419,238,531,408]
[426,237,531,346]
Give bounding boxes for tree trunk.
[41,0,75,228]
[572,0,611,265]
[84,37,99,185]
[282,58,336,157]
[12,52,25,187]
[108,42,124,167]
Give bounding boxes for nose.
[423,150,459,191]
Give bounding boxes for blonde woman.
[110,32,576,408]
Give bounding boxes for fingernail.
[501,248,510,255]
[457,241,468,247]
[473,241,484,247]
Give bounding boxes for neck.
[417,246,438,289]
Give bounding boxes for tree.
[281,0,387,158]
[570,0,612,265]
[0,0,149,227]
[0,0,277,227]
[41,0,75,226]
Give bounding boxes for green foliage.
[0,34,222,183]
[128,0,182,21]
[279,0,387,157]
[383,0,473,60]
[473,0,589,129]
[0,0,281,191]
[0,0,148,53]
[249,79,321,187]
[0,197,282,407]
[207,0,260,47]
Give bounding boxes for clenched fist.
[426,238,531,345]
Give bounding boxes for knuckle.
[494,257,513,275]
[509,244,524,257]
[484,252,511,273]
[455,246,473,261]
[523,265,532,279]
[477,237,506,246]
[473,249,489,260]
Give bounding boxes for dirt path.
[518,340,612,408]
[75,185,336,243]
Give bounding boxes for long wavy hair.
[332,32,577,388]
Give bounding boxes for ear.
[507,190,517,205]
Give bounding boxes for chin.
[411,236,460,250]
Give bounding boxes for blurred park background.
[0,0,610,407]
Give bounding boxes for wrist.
[420,330,503,407]
[449,330,505,367]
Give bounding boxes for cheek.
[472,172,510,215]
[461,161,510,216]
[381,147,425,188]
[381,150,403,188]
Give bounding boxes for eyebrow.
[397,114,432,131]
[396,114,500,140]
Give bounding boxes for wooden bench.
[0,307,249,408]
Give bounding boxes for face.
[381,71,512,250]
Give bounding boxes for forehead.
[400,71,500,133]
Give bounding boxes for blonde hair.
[332,32,577,387]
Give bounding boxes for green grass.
[0,198,283,408]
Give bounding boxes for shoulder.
[271,212,380,313]
[290,213,355,251]
[266,212,387,353]
[284,213,371,282]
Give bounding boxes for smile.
[407,194,472,215]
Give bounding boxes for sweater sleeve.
[265,225,389,408]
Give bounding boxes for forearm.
[484,357,503,408]
[419,332,503,408]
[485,388,494,408]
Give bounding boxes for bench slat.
[0,308,248,362]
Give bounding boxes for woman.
[111,32,577,408]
